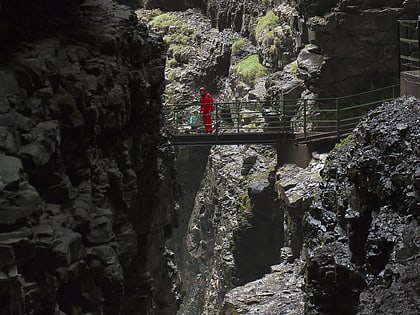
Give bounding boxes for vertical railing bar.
[215,102,219,135]
[175,109,179,134]
[282,96,286,135]
[398,20,401,74]
[303,99,307,141]
[336,98,340,138]
[417,20,420,70]
[405,21,408,71]
[236,98,240,133]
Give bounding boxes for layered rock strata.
[0,0,178,314]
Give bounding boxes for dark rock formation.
[205,0,263,37]
[296,0,419,97]
[175,145,281,314]
[223,260,305,314]
[232,175,283,286]
[303,96,420,314]
[116,0,142,9]
[276,155,326,259]
[0,0,179,314]
[140,8,233,104]
[143,0,203,11]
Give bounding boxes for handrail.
[398,19,420,72]
[164,84,399,143]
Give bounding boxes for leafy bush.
[235,54,267,85]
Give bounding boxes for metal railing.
[398,19,420,72]
[163,84,399,143]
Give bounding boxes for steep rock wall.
[142,0,204,11]
[0,1,178,314]
[304,96,420,314]
[176,145,281,315]
[297,0,419,97]
[141,0,419,98]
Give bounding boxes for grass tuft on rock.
[151,13,200,45]
[255,10,279,43]
[235,54,267,85]
[231,39,246,55]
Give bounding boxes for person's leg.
[203,114,212,133]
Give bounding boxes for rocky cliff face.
[0,1,179,314]
[296,0,418,97]
[174,145,281,315]
[304,96,420,314]
[143,0,203,11]
[147,0,417,99]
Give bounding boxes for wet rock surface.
[276,153,327,259]
[0,1,179,314]
[304,97,420,314]
[177,145,280,315]
[296,0,418,97]
[223,260,305,315]
[139,8,234,104]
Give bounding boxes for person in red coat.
[199,87,215,133]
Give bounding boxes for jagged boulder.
[223,261,305,314]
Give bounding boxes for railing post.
[336,98,340,137]
[417,19,420,70]
[175,110,178,133]
[215,103,219,135]
[236,98,240,133]
[282,96,286,134]
[303,99,307,141]
[398,20,401,74]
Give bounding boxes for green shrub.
[285,60,298,74]
[235,54,267,85]
[164,87,175,103]
[334,134,355,150]
[231,39,245,55]
[151,13,183,30]
[150,8,162,17]
[167,70,176,82]
[151,13,199,45]
[167,58,178,68]
[255,10,279,42]
[169,44,201,64]
[238,191,252,215]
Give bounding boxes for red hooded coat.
[199,87,214,132]
[199,87,214,114]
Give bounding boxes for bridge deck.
[170,130,350,146]
[170,132,292,145]
[165,85,399,146]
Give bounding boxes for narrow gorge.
[0,0,419,315]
